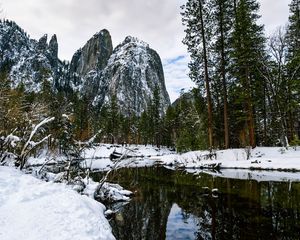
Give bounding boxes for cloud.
[2,0,187,61]
[258,0,290,35]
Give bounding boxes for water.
[92,167,300,240]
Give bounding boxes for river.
[92,166,300,239]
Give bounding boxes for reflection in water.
[166,204,198,240]
[92,167,300,240]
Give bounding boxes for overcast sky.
[1,0,291,102]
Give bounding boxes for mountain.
[0,20,170,115]
[171,91,194,107]
[93,36,170,115]
[0,20,60,92]
[67,29,113,98]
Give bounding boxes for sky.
[1,0,291,102]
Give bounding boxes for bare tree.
[17,117,55,169]
[259,27,289,147]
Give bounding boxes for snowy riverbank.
[157,147,300,171]
[82,145,300,172]
[0,166,115,240]
[27,144,300,172]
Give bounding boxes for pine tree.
[139,111,150,145]
[210,0,234,148]
[152,85,161,147]
[286,0,300,141]
[230,0,266,147]
[182,0,214,149]
[287,0,300,63]
[106,94,120,144]
[172,90,206,152]
[162,106,176,148]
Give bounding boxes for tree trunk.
[245,67,256,148]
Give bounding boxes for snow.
[157,147,300,172]
[195,169,300,182]
[82,144,173,159]
[27,144,300,174]
[79,144,174,171]
[95,182,133,202]
[4,134,20,147]
[0,166,115,240]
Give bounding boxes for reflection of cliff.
[101,167,300,240]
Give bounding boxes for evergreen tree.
[73,95,90,140]
[152,85,161,147]
[230,0,266,147]
[173,90,206,152]
[261,28,289,146]
[210,0,234,148]
[182,0,214,149]
[161,106,176,148]
[286,0,300,141]
[139,111,150,145]
[105,94,120,144]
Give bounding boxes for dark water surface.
[92,167,300,240]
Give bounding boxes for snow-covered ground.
[82,144,173,160]
[27,145,300,173]
[25,143,300,183]
[157,147,300,171]
[0,166,115,240]
[27,144,174,171]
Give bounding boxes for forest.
[0,0,300,160]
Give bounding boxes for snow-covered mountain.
[93,36,170,115]
[0,20,60,92]
[0,20,170,114]
[67,29,113,99]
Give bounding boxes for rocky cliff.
[0,20,60,92]
[0,20,170,115]
[68,29,113,98]
[93,36,170,115]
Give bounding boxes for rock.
[94,182,133,203]
[211,188,219,198]
[202,186,210,195]
[104,209,115,220]
[49,34,58,59]
[69,29,113,98]
[0,20,60,92]
[95,36,170,115]
[37,34,48,51]
[48,34,58,69]
[211,188,219,193]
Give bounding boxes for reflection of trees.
[108,167,173,240]
[101,167,300,239]
[177,176,300,239]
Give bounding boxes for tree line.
[181,0,300,149]
[0,70,206,156]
